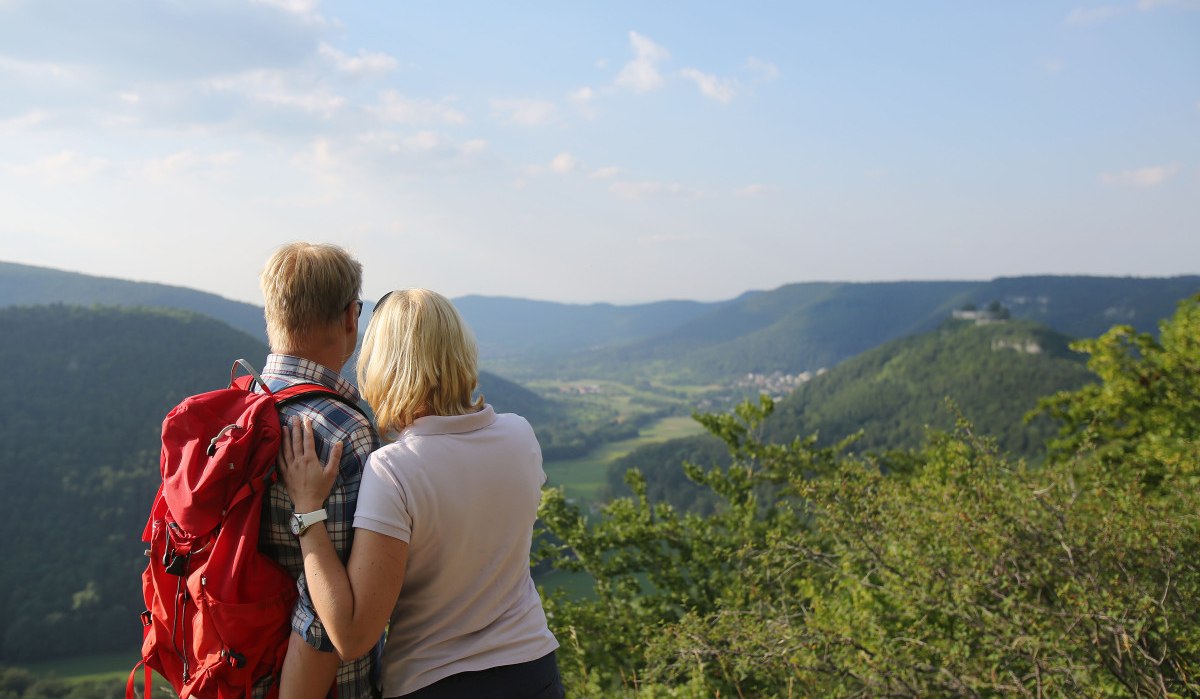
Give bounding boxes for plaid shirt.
[255,354,381,699]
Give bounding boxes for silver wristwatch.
[290,509,328,536]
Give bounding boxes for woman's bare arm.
[279,419,409,659]
[278,633,340,699]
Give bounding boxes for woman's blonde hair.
[357,288,484,434]
[260,242,362,352]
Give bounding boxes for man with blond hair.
[254,242,380,699]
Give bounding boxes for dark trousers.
[395,651,565,699]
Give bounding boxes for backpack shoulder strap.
[228,359,368,420]
[272,383,370,420]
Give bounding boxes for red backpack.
[128,360,362,699]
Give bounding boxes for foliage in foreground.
[0,667,126,699]
[536,296,1200,697]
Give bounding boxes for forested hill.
[0,260,267,342]
[0,305,269,660]
[0,304,557,662]
[608,318,1095,511]
[763,318,1094,454]
[563,276,1200,382]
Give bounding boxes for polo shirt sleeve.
[353,449,414,543]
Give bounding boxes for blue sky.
[0,1,1196,305]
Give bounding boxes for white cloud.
[288,139,348,202]
[252,0,318,12]
[590,166,621,180]
[143,150,241,180]
[250,0,325,23]
[490,98,557,126]
[1099,164,1180,187]
[735,184,771,198]
[615,31,669,93]
[0,54,76,80]
[119,91,141,104]
[319,42,398,76]
[358,129,434,152]
[0,110,48,131]
[7,150,108,185]
[458,139,487,157]
[745,57,779,82]
[1136,0,1200,9]
[406,131,442,150]
[371,90,466,125]
[609,180,686,199]
[569,87,597,118]
[680,68,736,103]
[1066,5,1122,24]
[358,130,490,162]
[207,70,344,116]
[549,152,579,174]
[292,138,337,169]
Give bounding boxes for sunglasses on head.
[372,291,396,316]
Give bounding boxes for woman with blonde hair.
[278,288,562,698]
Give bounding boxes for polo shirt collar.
[406,405,496,436]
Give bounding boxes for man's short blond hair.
[260,242,363,352]
[357,288,484,435]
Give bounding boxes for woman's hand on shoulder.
[278,418,342,512]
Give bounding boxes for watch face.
[290,515,301,536]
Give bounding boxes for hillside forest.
[539,295,1200,696]
[0,263,1197,697]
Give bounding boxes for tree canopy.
[536,295,1200,697]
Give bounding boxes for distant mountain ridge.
[0,260,268,342]
[0,261,728,363]
[452,294,725,359]
[557,276,1200,382]
[3,260,1197,384]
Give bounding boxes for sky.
[0,1,1196,306]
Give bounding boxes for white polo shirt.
[353,405,559,697]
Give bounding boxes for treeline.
[537,296,1200,696]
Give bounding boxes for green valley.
[1,261,1199,697]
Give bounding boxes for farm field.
[542,414,706,504]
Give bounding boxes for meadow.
[542,414,705,504]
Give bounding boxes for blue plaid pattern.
[255,354,381,699]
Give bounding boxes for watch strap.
[294,508,328,535]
